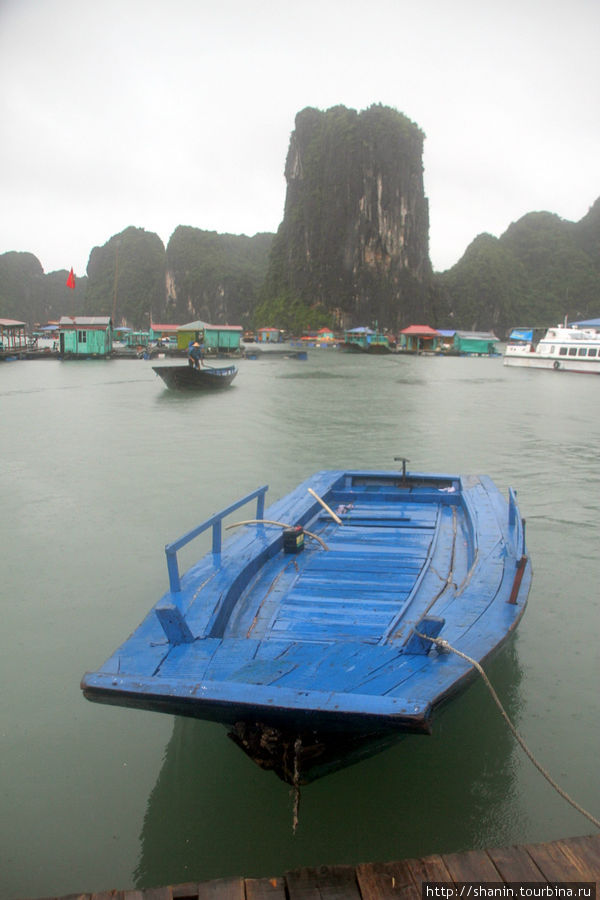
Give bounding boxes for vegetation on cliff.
[0,251,89,325]
[438,201,600,336]
[85,227,166,326]
[258,104,433,332]
[166,227,272,325]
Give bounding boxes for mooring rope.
[225,519,329,550]
[415,631,600,830]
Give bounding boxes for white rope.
[225,519,329,550]
[415,631,600,830]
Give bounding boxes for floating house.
[399,325,441,353]
[257,327,284,344]
[437,329,457,354]
[342,327,390,353]
[454,330,499,356]
[297,328,338,347]
[0,319,29,357]
[125,330,150,349]
[149,323,180,344]
[58,316,113,358]
[177,320,243,354]
[314,327,337,345]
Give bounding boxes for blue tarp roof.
[570,318,600,328]
[509,329,533,341]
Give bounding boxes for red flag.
[66,268,76,289]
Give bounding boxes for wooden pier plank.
[244,877,287,899]
[440,847,502,881]
[284,864,360,899]
[171,884,202,898]
[402,853,454,883]
[356,859,420,899]
[555,835,600,884]
[486,843,547,881]
[133,889,171,900]
[525,838,595,882]
[559,835,600,885]
[196,876,246,899]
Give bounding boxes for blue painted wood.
[155,603,195,644]
[81,468,532,784]
[165,484,268,591]
[404,616,446,654]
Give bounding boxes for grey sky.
[1,0,597,277]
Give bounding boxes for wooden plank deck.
[27,833,599,900]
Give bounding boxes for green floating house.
[177,320,243,354]
[58,316,113,357]
[453,330,499,356]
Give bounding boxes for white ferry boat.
[503,322,600,374]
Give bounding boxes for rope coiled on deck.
[415,631,600,830]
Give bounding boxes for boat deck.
[149,491,477,710]
[27,833,600,899]
[227,496,448,644]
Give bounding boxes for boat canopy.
[508,329,533,341]
[570,318,600,328]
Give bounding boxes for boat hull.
[82,468,531,783]
[504,353,600,374]
[504,324,600,374]
[153,364,238,389]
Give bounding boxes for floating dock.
[26,833,599,899]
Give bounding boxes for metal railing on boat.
[164,485,268,592]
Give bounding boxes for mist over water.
[1,353,598,898]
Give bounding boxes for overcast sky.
[1,0,598,277]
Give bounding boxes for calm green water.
[1,352,598,898]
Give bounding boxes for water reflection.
[134,641,525,888]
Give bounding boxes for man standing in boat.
[188,340,204,369]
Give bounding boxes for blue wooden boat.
[81,466,531,784]
[153,363,237,390]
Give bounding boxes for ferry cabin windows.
[556,345,599,357]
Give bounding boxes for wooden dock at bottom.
[29,833,600,900]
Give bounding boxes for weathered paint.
[82,468,531,783]
[58,316,113,357]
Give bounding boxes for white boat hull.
[503,324,600,374]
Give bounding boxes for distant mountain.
[1,103,598,335]
[436,197,600,337]
[256,104,435,333]
[0,251,88,325]
[165,226,273,326]
[85,227,166,326]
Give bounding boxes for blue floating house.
[342,327,391,353]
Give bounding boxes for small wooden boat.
[152,363,238,390]
[81,466,531,784]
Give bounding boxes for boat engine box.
[283,526,304,553]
